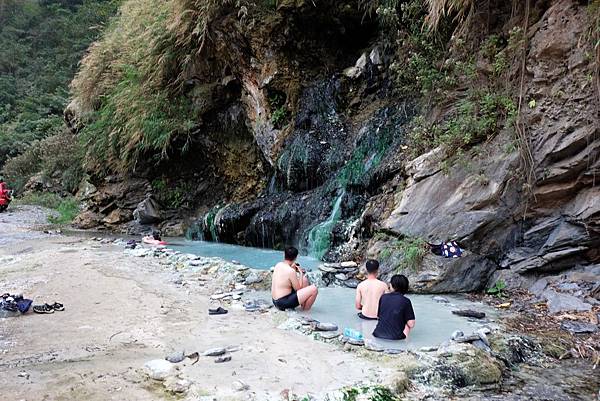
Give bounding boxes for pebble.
[364,341,384,352]
[215,355,232,363]
[144,359,175,381]
[335,273,347,281]
[451,330,464,340]
[165,350,186,363]
[419,346,438,352]
[341,261,358,268]
[346,337,364,346]
[560,320,598,334]
[433,296,449,303]
[344,279,359,288]
[232,380,249,391]
[318,331,341,340]
[203,347,227,357]
[163,377,192,393]
[312,322,338,332]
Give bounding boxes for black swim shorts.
[358,312,378,320]
[272,290,299,310]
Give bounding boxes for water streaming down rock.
[189,75,416,259]
[306,191,345,259]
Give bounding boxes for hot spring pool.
[167,239,321,271]
[292,288,494,350]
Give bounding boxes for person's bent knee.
[311,285,318,295]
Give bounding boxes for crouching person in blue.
[373,274,415,340]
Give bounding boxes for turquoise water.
[168,239,321,271]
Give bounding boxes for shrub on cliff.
[1,133,84,194]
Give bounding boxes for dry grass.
[70,0,231,173]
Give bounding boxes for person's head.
[365,259,380,275]
[284,246,299,262]
[152,230,161,240]
[390,274,409,294]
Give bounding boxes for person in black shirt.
[372,274,416,340]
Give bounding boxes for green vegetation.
[15,192,80,224]
[71,0,236,173]
[487,279,507,298]
[151,178,193,209]
[2,133,84,193]
[378,235,428,271]
[268,92,289,129]
[0,0,119,168]
[341,385,400,401]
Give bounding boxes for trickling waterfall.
[306,191,345,259]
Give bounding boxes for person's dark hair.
[365,259,380,274]
[390,274,409,293]
[284,246,299,261]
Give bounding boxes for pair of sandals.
[33,302,64,314]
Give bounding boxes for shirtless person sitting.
[355,259,388,320]
[271,246,318,311]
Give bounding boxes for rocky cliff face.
[69,0,599,293]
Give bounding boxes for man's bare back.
[271,261,297,300]
[356,278,388,318]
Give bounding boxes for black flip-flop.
[51,302,65,311]
[33,304,54,314]
[208,307,228,315]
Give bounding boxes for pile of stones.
[318,261,362,288]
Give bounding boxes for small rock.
[312,322,338,332]
[344,279,359,288]
[215,355,232,363]
[452,309,486,319]
[341,261,358,268]
[163,377,191,393]
[369,47,382,65]
[244,272,263,285]
[165,350,185,363]
[355,53,367,70]
[419,346,438,352]
[433,296,449,303]
[451,330,464,340]
[343,66,361,79]
[476,329,490,346]
[319,264,338,273]
[18,371,29,379]
[346,337,364,346]
[384,348,403,355]
[365,340,384,352]
[203,347,227,357]
[335,273,347,281]
[543,289,592,314]
[144,359,175,381]
[560,320,598,334]
[232,380,249,391]
[318,331,341,340]
[472,339,492,352]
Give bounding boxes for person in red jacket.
[0,181,12,211]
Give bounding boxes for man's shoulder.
[274,262,293,272]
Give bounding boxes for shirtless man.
[355,259,388,320]
[271,246,318,311]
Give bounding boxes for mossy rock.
[432,345,504,387]
[488,334,540,365]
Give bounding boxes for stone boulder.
[133,197,162,225]
[72,210,102,229]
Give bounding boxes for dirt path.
[0,206,392,400]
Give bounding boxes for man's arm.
[288,266,304,291]
[403,319,416,338]
[355,287,363,311]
